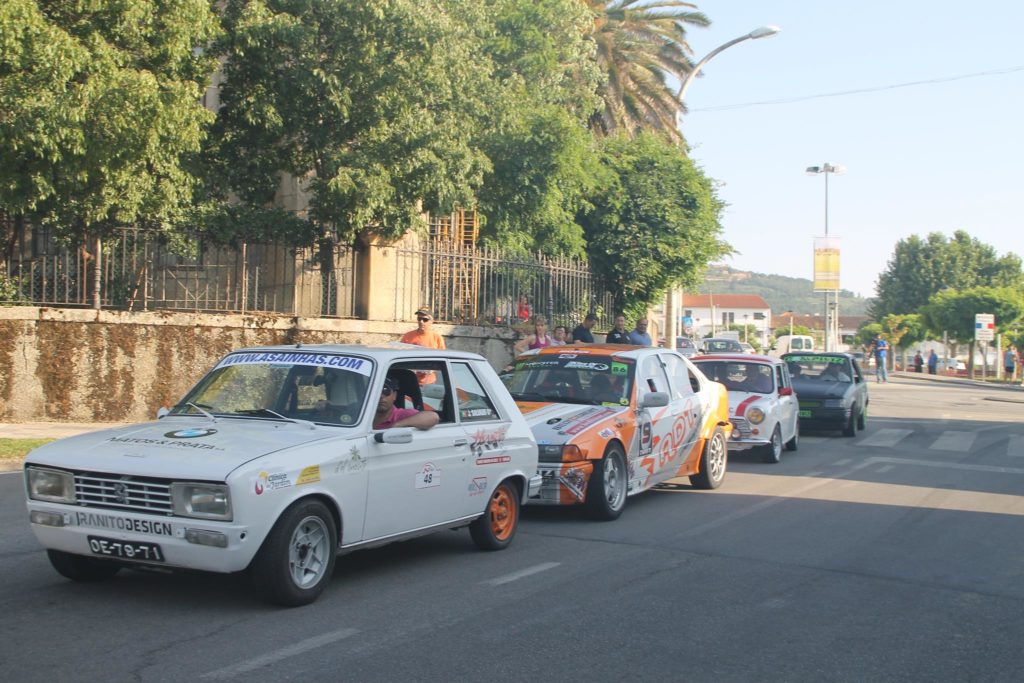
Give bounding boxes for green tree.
[585,1,709,141]
[211,0,493,244]
[0,0,220,260]
[871,231,1023,319]
[579,133,729,316]
[882,313,924,370]
[920,287,1024,373]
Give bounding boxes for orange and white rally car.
[506,344,732,520]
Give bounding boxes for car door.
[774,363,798,442]
[659,352,703,472]
[362,360,470,541]
[630,353,678,489]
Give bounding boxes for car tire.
[470,479,520,550]
[843,409,857,437]
[785,419,799,452]
[761,425,783,464]
[585,445,628,521]
[47,549,121,582]
[690,427,728,490]
[250,499,337,607]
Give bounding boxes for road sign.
[975,313,995,342]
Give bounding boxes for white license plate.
[87,535,164,562]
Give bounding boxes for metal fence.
[393,241,616,331]
[2,228,358,317]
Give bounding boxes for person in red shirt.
[373,377,439,430]
[400,309,446,349]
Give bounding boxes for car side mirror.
[778,387,793,397]
[639,391,669,409]
[156,406,170,419]
[373,428,414,444]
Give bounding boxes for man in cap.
[373,376,439,430]
[401,308,446,349]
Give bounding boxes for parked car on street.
[674,336,699,358]
[23,344,540,606]
[506,344,732,520]
[739,342,756,354]
[782,352,869,437]
[701,338,746,355]
[693,355,799,463]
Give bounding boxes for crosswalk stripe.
[929,431,976,453]
[859,428,913,448]
[1007,435,1024,457]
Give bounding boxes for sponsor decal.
[415,462,441,489]
[611,362,630,376]
[786,355,845,365]
[468,477,488,496]
[334,445,367,474]
[74,511,173,537]
[558,354,578,359]
[564,361,609,371]
[471,425,509,457]
[461,408,495,418]
[254,470,292,495]
[164,428,217,439]
[546,418,562,425]
[476,455,512,466]
[560,407,619,436]
[516,360,560,369]
[296,465,321,486]
[107,436,224,451]
[215,352,372,375]
[559,467,587,501]
[598,427,614,439]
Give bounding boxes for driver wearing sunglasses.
[373,377,440,431]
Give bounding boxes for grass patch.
[0,438,54,469]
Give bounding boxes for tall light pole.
[664,25,781,348]
[806,163,845,351]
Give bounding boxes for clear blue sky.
[681,0,1024,297]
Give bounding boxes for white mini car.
[24,344,540,606]
[692,354,799,463]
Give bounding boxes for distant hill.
[696,265,870,316]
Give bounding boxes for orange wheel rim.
[489,485,517,541]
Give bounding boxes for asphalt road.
[2,377,1023,682]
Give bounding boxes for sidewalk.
[886,370,1024,397]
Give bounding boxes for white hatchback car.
[692,354,799,463]
[24,344,540,606]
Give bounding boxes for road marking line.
[869,456,1024,475]
[929,431,976,453]
[833,459,852,466]
[858,428,913,448]
[484,562,560,586]
[799,436,827,443]
[1008,435,1024,457]
[201,628,359,680]
[877,465,894,473]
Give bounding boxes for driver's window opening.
[386,361,456,424]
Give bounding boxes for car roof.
[227,342,487,362]
[781,351,854,359]
[694,353,778,364]
[529,344,659,359]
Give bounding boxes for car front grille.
[74,471,174,515]
[730,418,752,438]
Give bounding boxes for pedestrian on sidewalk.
[1005,346,1016,381]
[927,350,938,375]
[872,334,889,383]
[913,351,923,373]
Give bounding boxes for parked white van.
[772,335,815,355]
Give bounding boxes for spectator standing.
[913,351,924,373]
[1005,347,1016,381]
[873,334,889,383]
[516,294,531,323]
[400,309,446,349]
[927,350,938,375]
[605,314,631,344]
[514,316,553,354]
[627,318,652,346]
[570,313,598,344]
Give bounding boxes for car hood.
[516,401,629,445]
[23,418,347,480]
[791,381,853,400]
[726,392,769,416]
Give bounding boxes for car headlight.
[26,467,76,504]
[171,483,232,521]
[538,444,585,462]
[823,399,844,408]
[746,407,765,424]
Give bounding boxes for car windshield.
[694,360,775,393]
[785,355,853,383]
[704,339,739,352]
[507,354,635,406]
[169,351,374,426]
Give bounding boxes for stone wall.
[0,307,518,423]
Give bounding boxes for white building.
[680,294,772,345]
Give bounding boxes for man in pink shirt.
[373,377,440,430]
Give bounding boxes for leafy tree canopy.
[871,231,1023,319]
[579,133,729,317]
[920,286,1024,344]
[0,0,220,239]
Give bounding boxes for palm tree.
[585,1,709,141]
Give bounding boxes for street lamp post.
[664,25,781,348]
[806,163,845,351]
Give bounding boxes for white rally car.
[692,354,799,464]
[23,344,540,606]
